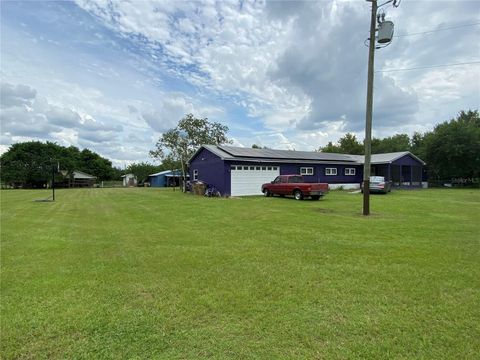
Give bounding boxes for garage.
[230,165,279,196]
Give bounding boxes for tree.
[0,141,118,187]
[0,141,54,187]
[338,133,363,155]
[78,148,115,180]
[424,110,480,180]
[126,162,162,183]
[371,134,410,154]
[150,114,231,191]
[410,131,430,162]
[319,133,362,154]
[158,154,181,172]
[319,141,342,153]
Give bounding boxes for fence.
[428,178,479,188]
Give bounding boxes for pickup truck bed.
[261,175,329,200]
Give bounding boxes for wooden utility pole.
[363,0,377,216]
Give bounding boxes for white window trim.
[345,168,356,176]
[300,167,314,175]
[326,167,337,176]
[193,169,198,181]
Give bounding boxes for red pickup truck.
[261,175,329,200]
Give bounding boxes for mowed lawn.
[1,188,479,359]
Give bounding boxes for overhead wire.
[376,61,480,73]
[394,22,480,37]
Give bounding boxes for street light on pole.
[363,0,400,216]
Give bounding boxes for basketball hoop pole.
[52,164,55,201]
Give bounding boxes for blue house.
[188,145,426,196]
[148,170,184,187]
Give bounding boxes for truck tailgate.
[310,183,329,192]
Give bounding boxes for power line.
[376,61,480,73]
[394,22,480,37]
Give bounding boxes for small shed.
[149,170,186,187]
[122,173,137,187]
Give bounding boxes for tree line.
[0,141,120,188]
[1,110,478,188]
[319,110,479,181]
[0,142,176,188]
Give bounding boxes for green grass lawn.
[1,188,479,359]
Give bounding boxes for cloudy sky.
[1,0,479,166]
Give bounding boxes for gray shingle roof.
[350,152,426,165]
[73,170,96,179]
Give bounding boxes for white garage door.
[231,165,280,196]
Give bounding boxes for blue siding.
[189,148,229,194]
[149,174,167,187]
[149,170,183,187]
[277,163,363,184]
[392,154,423,167]
[225,162,363,185]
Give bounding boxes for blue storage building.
[148,170,185,187]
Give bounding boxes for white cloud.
[2,0,478,163]
[0,82,123,152]
[75,0,307,129]
[0,83,37,108]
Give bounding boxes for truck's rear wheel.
[293,190,303,200]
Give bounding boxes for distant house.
[148,170,187,187]
[122,173,137,187]
[71,170,96,188]
[188,145,427,197]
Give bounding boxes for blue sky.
[1,0,479,166]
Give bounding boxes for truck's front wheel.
[264,189,271,197]
[293,190,303,200]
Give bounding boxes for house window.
[300,167,314,175]
[231,165,236,170]
[273,166,278,171]
[345,168,356,176]
[262,166,266,170]
[325,168,337,176]
[267,166,272,170]
[250,166,255,170]
[256,166,261,170]
[193,169,198,181]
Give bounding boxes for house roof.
[349,151,426,165]
[148,169,182,177]
[148,170,171,177]
[73,170,96,179]
[190,145,425,165]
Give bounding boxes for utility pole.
[363,0,377,216]
[362,0,397,215]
